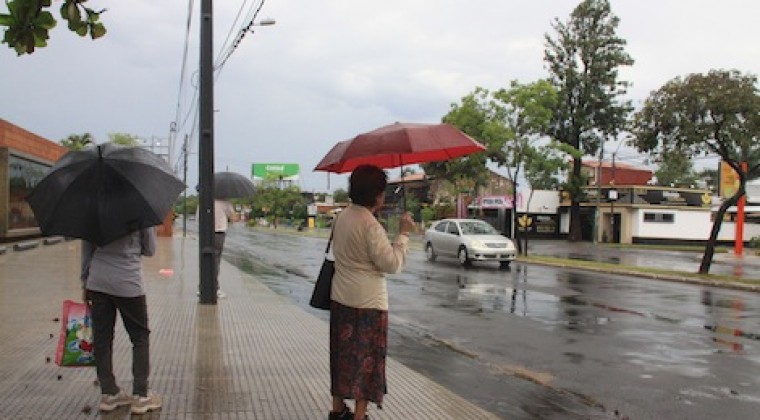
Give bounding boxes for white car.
[424,218,516,268]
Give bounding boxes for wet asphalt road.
[219,225,760,420]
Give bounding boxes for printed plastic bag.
[55,300,95,367]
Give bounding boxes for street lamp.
[251,18,276,29]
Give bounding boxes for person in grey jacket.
[81,227,162,414]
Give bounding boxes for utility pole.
[594,144,604,244]
[182,134,189,238]
[610,151,616,242]
[198,0,216,304]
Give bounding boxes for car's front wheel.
[499,261,511,269]
[457,246,471,266]
[425,242,437,262]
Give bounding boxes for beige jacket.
[331,204,409,310]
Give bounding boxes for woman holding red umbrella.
[328,165,415,420]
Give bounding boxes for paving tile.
[0,237,499,419]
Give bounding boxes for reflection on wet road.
[221,226,760,419]
[528,241,760,279]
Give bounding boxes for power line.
[215,0,252,67]
[170,0,271,176]
[169,0,195,171]
[215,0,267,73]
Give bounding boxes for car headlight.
[470,239,485,248]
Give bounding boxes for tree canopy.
[332,188,349,203]
[60,132,94,150]
[108,133,140,147]
[653,148,698,188]
[544,0,633,241]
[631,69,760,273]
[422,88,492,191]
[1,0,106,55]
[247,180,307,222]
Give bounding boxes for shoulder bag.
[309,223,335,310]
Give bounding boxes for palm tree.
[60,133,94,151]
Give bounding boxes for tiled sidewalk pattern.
[0,237,498,419]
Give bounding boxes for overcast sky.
[2,0,758,192]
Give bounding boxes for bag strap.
[325,214,338,254]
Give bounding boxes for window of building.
[643,212,675,223]
[8,155,49,230]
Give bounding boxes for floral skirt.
[330,300,388,406]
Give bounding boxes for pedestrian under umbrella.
[27,142,184,246]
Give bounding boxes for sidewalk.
[0,236,499,419]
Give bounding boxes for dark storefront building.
[0,119,68,240]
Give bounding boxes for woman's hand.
[399,212,415,235]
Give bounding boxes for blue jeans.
[87,291,150,397]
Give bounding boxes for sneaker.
[131,391,162,414]
[328,406,353,420]
[197,290,226,298]
[99,390,131,412]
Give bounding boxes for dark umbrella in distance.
[214,171,256,199]
[27,142,185,246]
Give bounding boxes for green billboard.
[252,163,300,181]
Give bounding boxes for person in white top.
[327,165,415,420]
[213,199,238,298]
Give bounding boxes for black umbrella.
[214,171,256,199]
[26,143,185,246]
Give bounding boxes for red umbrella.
[314,122,486,173]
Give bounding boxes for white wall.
[717,221,760,242]
[519,190,560,214]
[747,179,760,203]
[632,209,710,240]
[631,208,760,242]
[559,211,570,234]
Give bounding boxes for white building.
[558,185,760,245]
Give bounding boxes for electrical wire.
[215,0,251,67]
[170,0,270,174]
[215,0,266,73]
[169,0,195,170]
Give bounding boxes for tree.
[425,82,556,239]
[332,188,349,203]
[1,0,106,55]
[521,142,577,255]
[422,88,492,193]
[60,132,94,150]
[108,133,140,147]
[653,148,698,187]
[175,194,199,216]
[248,180,306,226]
[631,69,760,274]
[695,167,719,192]
[491,80,557,252]
[544,0,634,241]
[525,143,577,191]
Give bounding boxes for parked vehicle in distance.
[424,218,516,268]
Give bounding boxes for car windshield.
[459,221,499,235]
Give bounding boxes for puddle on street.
[449,278,619,331]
